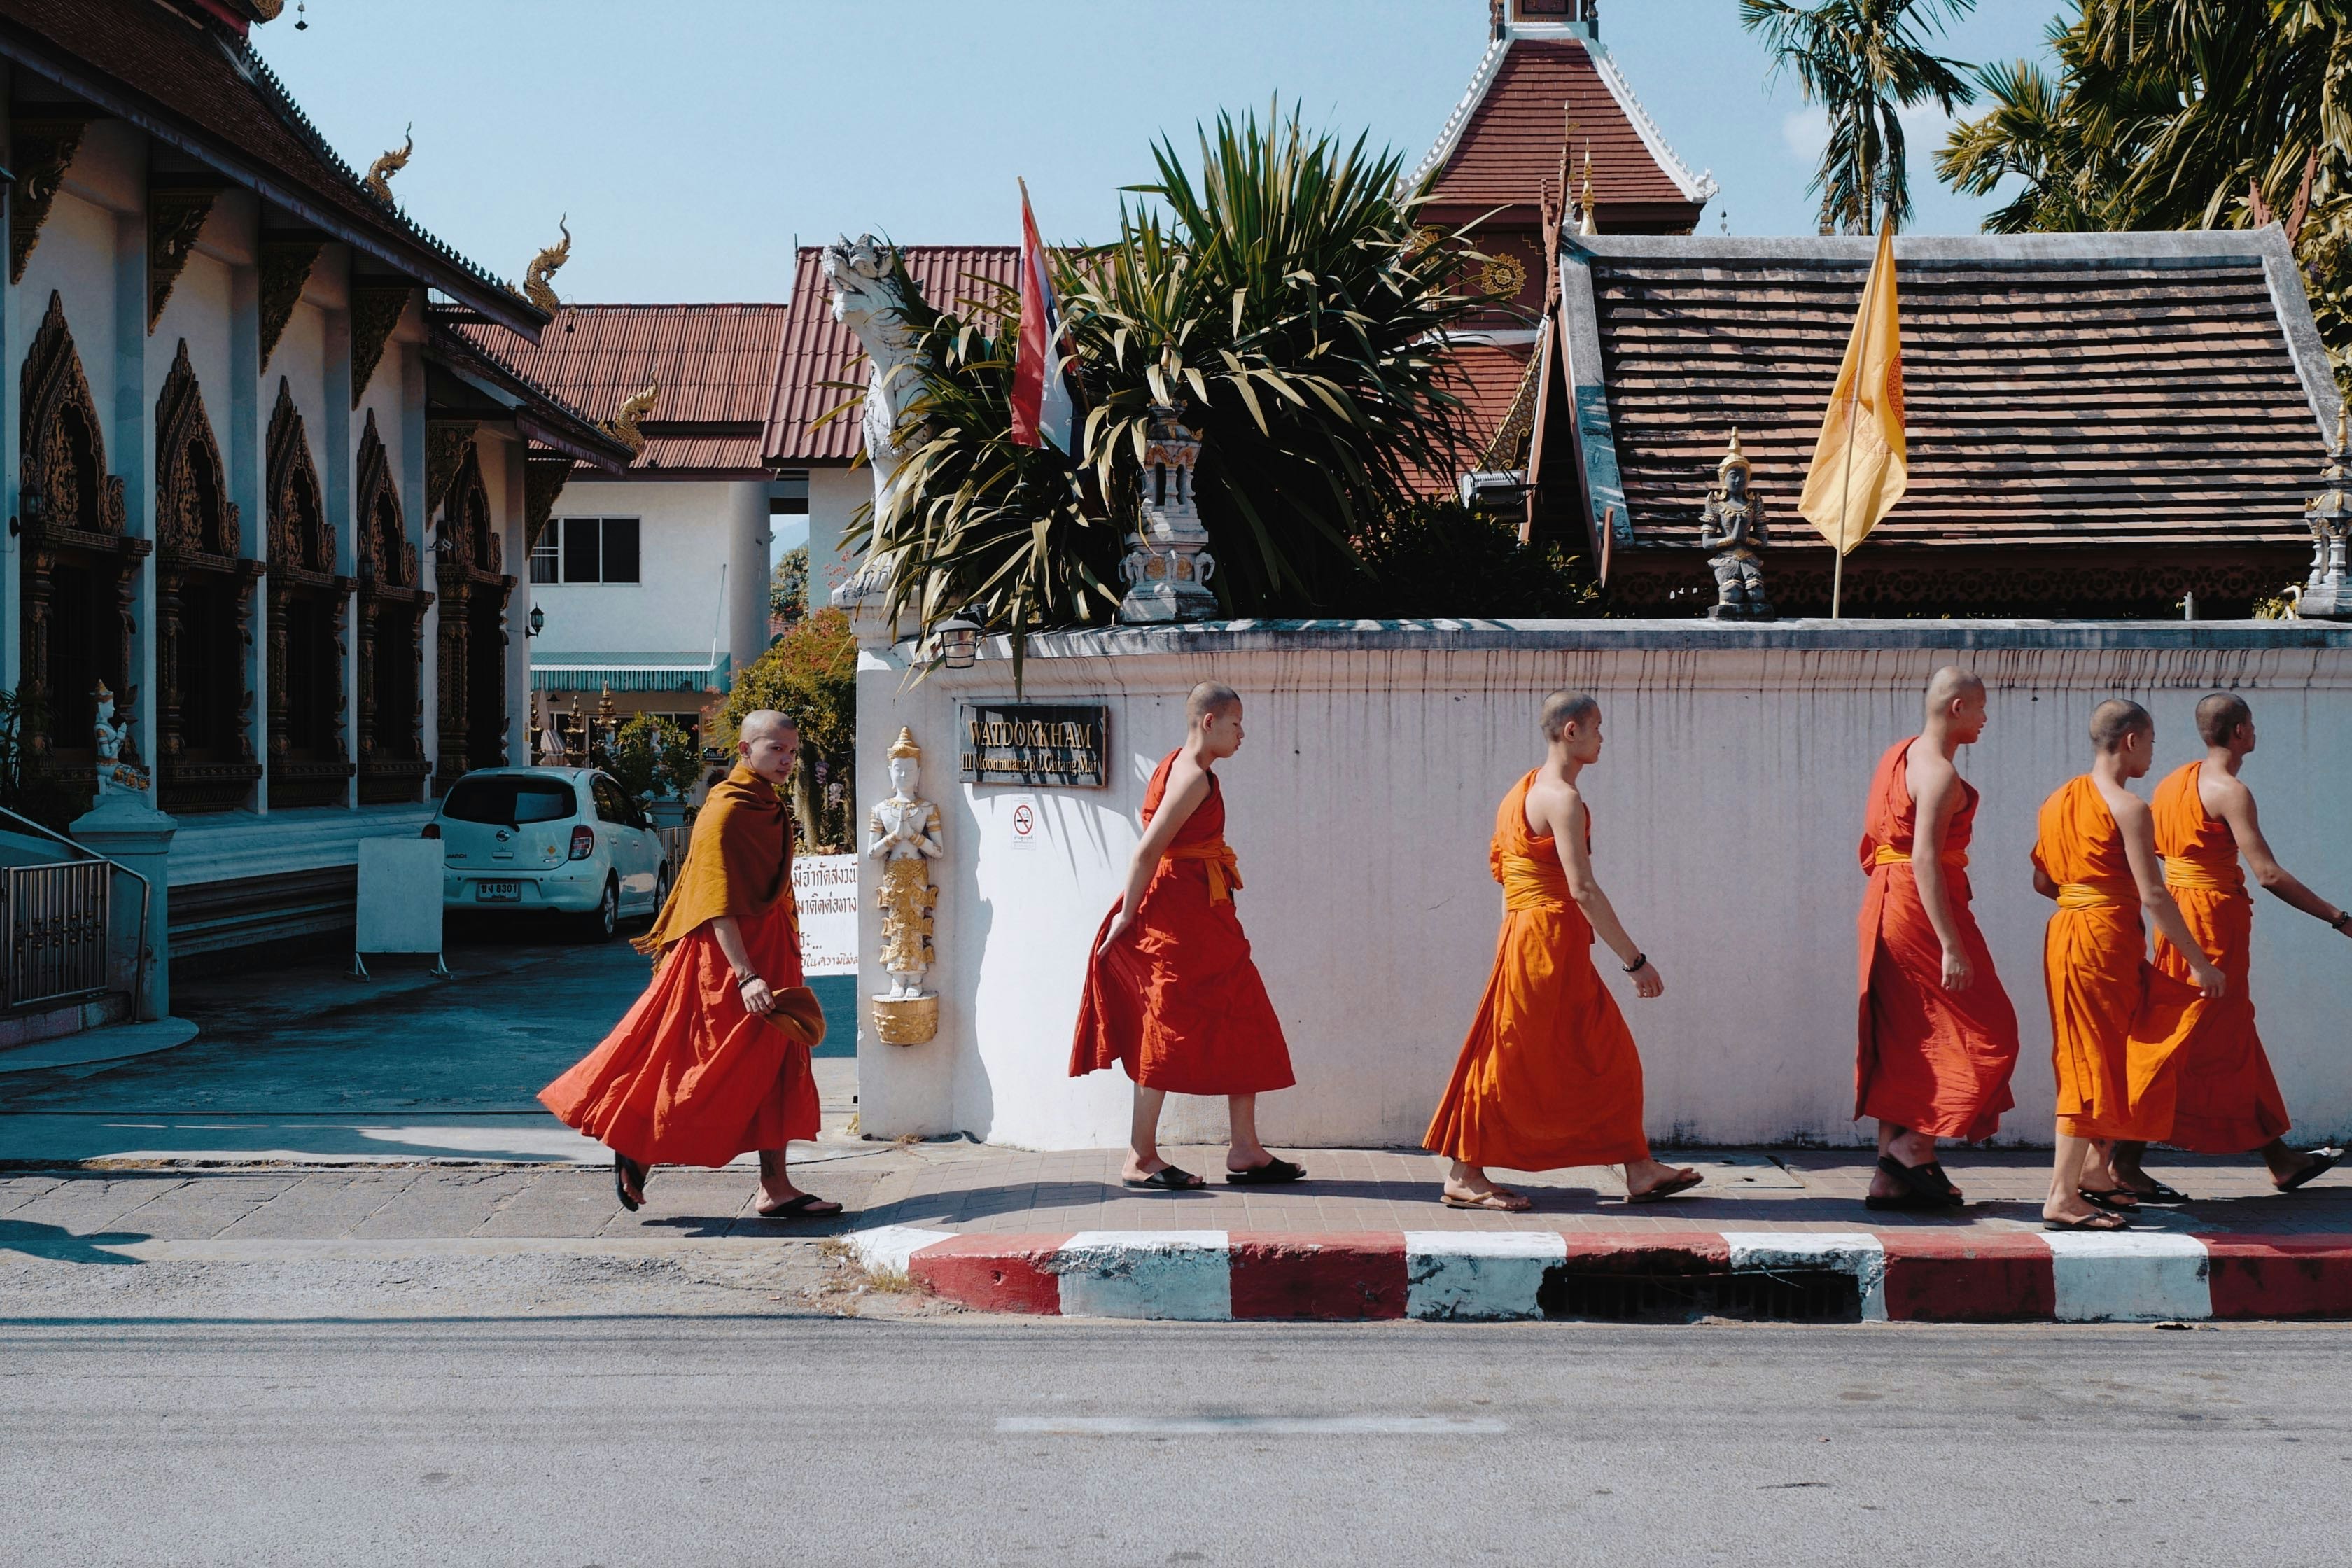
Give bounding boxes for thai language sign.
[958,704,1109,788]
[794,853,858,975]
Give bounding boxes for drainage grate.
[1539,1267,1861,1324]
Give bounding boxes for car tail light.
[420,822,440,839]
[568,825,596,861]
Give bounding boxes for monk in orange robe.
[2030,699,2223,1231]
[541,710,836,1219]
[1072,682,1301,1190]
[1856,667,2021,1210]
[2110,692,2347,1199]
[1424,691,1699,1211]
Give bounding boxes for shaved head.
[1925,665,1983,716]
[2196,691,2253,747]
[2089,698,2152,754]
[1186,682,1240,725]
[738,708,797,743]
[1541,690,1600,741]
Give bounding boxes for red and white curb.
[845,1225,2352,1324]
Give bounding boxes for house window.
[556,517,641,584]
[529,532,559,584]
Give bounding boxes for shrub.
[606,713,697,804]
[1334,500,1600,620]
[720,608,856,848]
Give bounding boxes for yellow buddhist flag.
[1799,225,1907,592]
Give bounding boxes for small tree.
[720,607,855,848]
[769,545,809,626]
[606,713,696,804]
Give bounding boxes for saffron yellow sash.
[1871,845,1968,869]
[1498,853,1573,912]
[1164,840,1242,903]
[2057,879,2136,910]
[2164,858,2245,895]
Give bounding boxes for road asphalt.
[6,1307,2348,1567]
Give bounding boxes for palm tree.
[1741,0,1980,233]
[844,106,1493,671]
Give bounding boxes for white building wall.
[535,478,749,665]
[853,624,2352,1153]
[807,465,865,610]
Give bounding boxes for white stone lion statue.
[822,234,932,612]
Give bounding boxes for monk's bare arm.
[1908,757,1972,990]
[1098,766,1212,951]
[1553,791,1664,998]
[2213,778,2351,930]
[2115,795,2226,996]
[710,915,774,1015]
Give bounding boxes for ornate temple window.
[353,409,433,804]
[16,292,147,806]
[430,439,516,790]
[264,379,356,808]
[154,341,264,813]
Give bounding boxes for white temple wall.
[536,478,755,666]
[854,624,2352,1152]
[806,465,865,610]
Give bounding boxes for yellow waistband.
[1498,853,1574,913]
[1163,840,1241,902]
[2056,880,2136,910]
[1872,845,1968,870]
[2164,858,2246,895]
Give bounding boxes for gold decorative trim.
[602,379,658,456]
[10,115,90,284]
[425,421,477,522]
[524,454,572,551]
[349,284,412,408]
[362,125,412,205]
[1478,253,1528,300]
[156,340,244,560]
[872,994,939,1046]
[523,216,570,315]
[147,186,221,332]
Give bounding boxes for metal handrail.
[0,804,152,1022]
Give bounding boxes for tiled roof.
[0,0,544,332]
[424,309,635,472]
[1413,32,1712,227]
[763,244,1021,465]
[1567,234,2334,555]
[451,303,792,475]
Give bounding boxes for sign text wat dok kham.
[958,704,1110,788]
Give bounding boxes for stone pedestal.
[70,794,179,1022]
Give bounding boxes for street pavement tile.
[216,1170,421,1239]
[0,1175,192,1238]
[470,1170,627,1238]
[351,1169,537,1238]
[0,1175,66,1212]
[98,1174,304,1238]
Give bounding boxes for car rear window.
[441,778,576,826]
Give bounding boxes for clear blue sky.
[258,0,2060,305]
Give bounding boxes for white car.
[428,767,671,940]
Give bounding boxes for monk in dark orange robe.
[2030,699,2222,1231]
[1424,691,1698,1211]
[1856,667,2020,1210]
[542,710,835,1219]
[1072,682,1300,1190]
[2118,692,2346,1198]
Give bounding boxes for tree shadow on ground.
[0,1220,149,1264]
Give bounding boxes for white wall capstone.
[854,620,2352,1153]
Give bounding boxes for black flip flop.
[2079,1186,2141,1212]
[613,1153,646,1213]
[2045,1210,2132,1232]
[1226,1156,1307,1185]
[756,1192,843,1219]
[2278,1151,2340,1192]
[1864,1188,1942,1212]
[1625,1170,1703,1203]
[1123,1165,1205,1190]
[2124,1179,2190,1205]
[1879,1154,1961,1208]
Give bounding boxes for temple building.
[0,0,625,986]
[450,303,795,755]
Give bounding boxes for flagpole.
[1830,218,1882,620]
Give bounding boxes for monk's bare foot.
[1625,1158,1702,1201]
[617,1158,648,1207]
[1442,1180,1532,1212]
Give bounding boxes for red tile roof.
[1414,33,1712,231]
[0,0,543,332]
[763,244,1021,465]
[451,304,792,475]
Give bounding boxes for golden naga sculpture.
[363,125,412,204]
[868,725,944,1045]
[523,215,571,315]
[603,378,658,456]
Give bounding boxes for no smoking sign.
[1010,802,1038,847]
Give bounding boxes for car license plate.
[476,880,521,902]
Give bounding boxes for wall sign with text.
[959,704,1110,788]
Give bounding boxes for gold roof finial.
[523,215,570,315]
[604,377,658,456]
[363,124,412,204]
[887,726,922,760]
[1578,144,1598,237]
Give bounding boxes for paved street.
[6,1308,2350,1567]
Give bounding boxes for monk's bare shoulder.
[2204,768,2255,813]
[2106,784,2153,830]
[1908,743,1959,803]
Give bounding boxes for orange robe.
[1854,737,2020,1141]
[540,764,825,1166]
[2031,775,2206,1142]
[1070,750,1294,1095]
[1424,771,1650,1170]
[2152,762,2289,1152]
